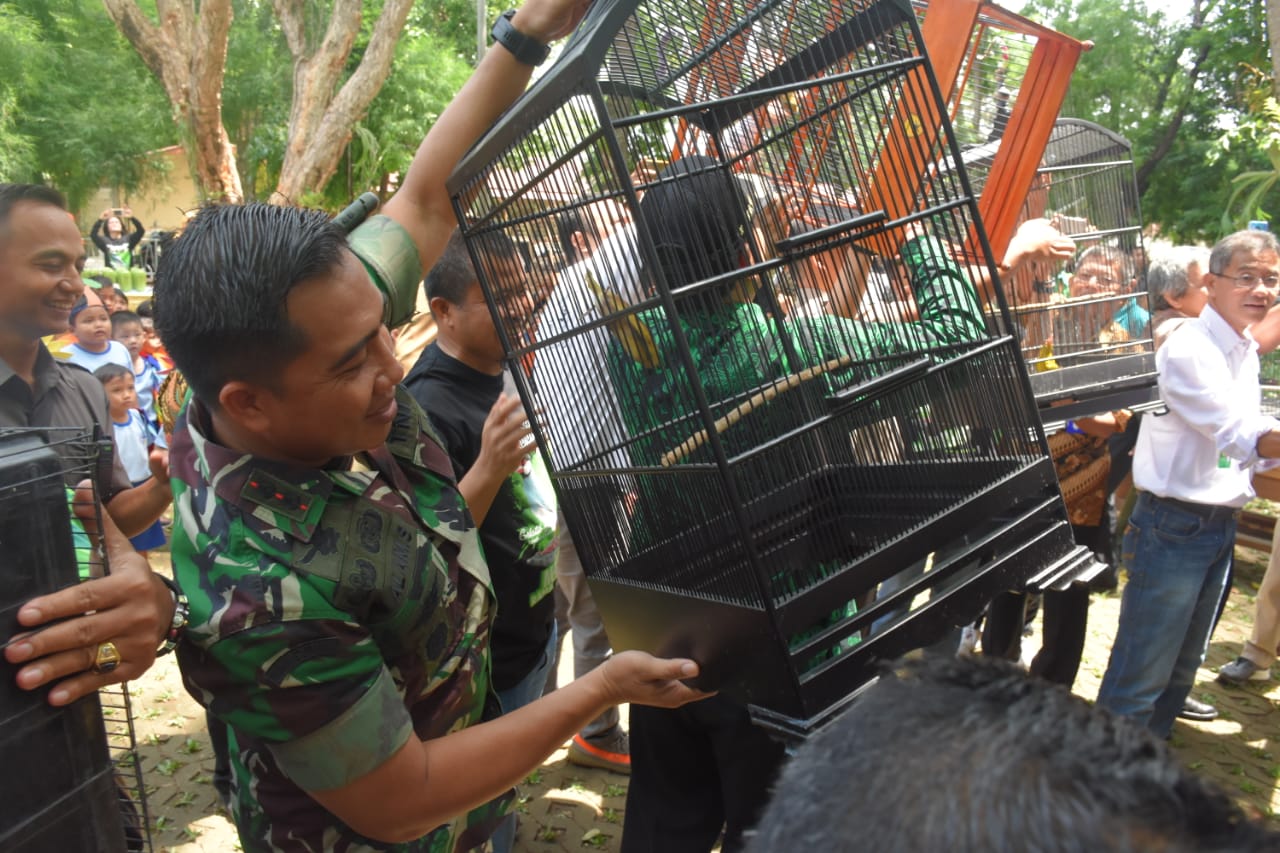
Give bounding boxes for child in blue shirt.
[94,363,169,554]
[112,310,165,430]
[65,289,131,373]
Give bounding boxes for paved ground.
[131,546,1280,852]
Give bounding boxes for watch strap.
[156,574,189,657]
[491,10,551,67]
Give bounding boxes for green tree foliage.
[0,5,41,178]
[304,0,474,208]
[1020,0,1272,241]
[218,0,476,206]
[1,0,480,208]
[1215,70,1280,232]
[222,0,291,202]
[0,0,172,211]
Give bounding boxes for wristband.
[155,574,189,657]
[491,10,551,67]
[1064,420,1084,436]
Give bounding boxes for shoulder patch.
[241,469,317,522]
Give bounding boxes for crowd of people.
[2,0,1280,848]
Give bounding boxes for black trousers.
[622,695,786,853]
[982,584,1090,688]
[981,522,1107,688]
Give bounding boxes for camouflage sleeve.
[185,614,414,792]
[348,214,424,330]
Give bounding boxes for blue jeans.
[490,623,559,853]
[1095,492,1236,738]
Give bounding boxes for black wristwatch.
[491,10,551,67]
[156,574,190,657]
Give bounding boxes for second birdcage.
[0,428,151,852]
[964,118,1155,424]
[448,0,1092,731]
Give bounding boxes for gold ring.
[92,641,122,675]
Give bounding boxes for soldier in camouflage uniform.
[154,2,709,850]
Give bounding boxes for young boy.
[64,288,131,373]
[112,310,164,430]
[106,285,130,315]
[94,363,169,555]
[134,300,173,371]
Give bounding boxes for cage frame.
[448,0,1094,734]
[0,427,153,852]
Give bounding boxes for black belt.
[1145,492,1241,522]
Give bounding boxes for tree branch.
[271,0,307,60]
[1136,40,1211,194]
[274,0,408,199]
[100,0,172,90]
[331,0,414,118]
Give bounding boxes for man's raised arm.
[382,0,592,278]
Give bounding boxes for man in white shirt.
[1095,229,1280,737]
[533,200,638,772]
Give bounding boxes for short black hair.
[639,155,749,291]
[93,363,133,385]
[748,654,1278,853]
[135,299,154,319]
[111,310,143,331]
[0,183,66,235]
[424,227,520,309]
[153,202,347,405]
[89,275,113,289]
[555,207,599,267]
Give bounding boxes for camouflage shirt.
[170,217,507,853]
[608,234,986,466]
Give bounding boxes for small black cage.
[0,428,151,852]
[449,0,1090,731]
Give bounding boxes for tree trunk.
[101,0,243,203]
[271,0,415,203]
[1270,0,1280,96]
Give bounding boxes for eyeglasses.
[1215,271,1280,290]
[1071,272,1117,288]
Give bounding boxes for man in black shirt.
[405,228,556,853]
[0,183,178,707]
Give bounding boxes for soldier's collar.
[184,398,335,543]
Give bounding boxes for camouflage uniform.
[170,217,509,853]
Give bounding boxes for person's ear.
[428,295,454,325]
[218,380,273,435]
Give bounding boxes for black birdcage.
[449,0,1091,732]
[0,428,151,852]
[965,118,1154,425]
